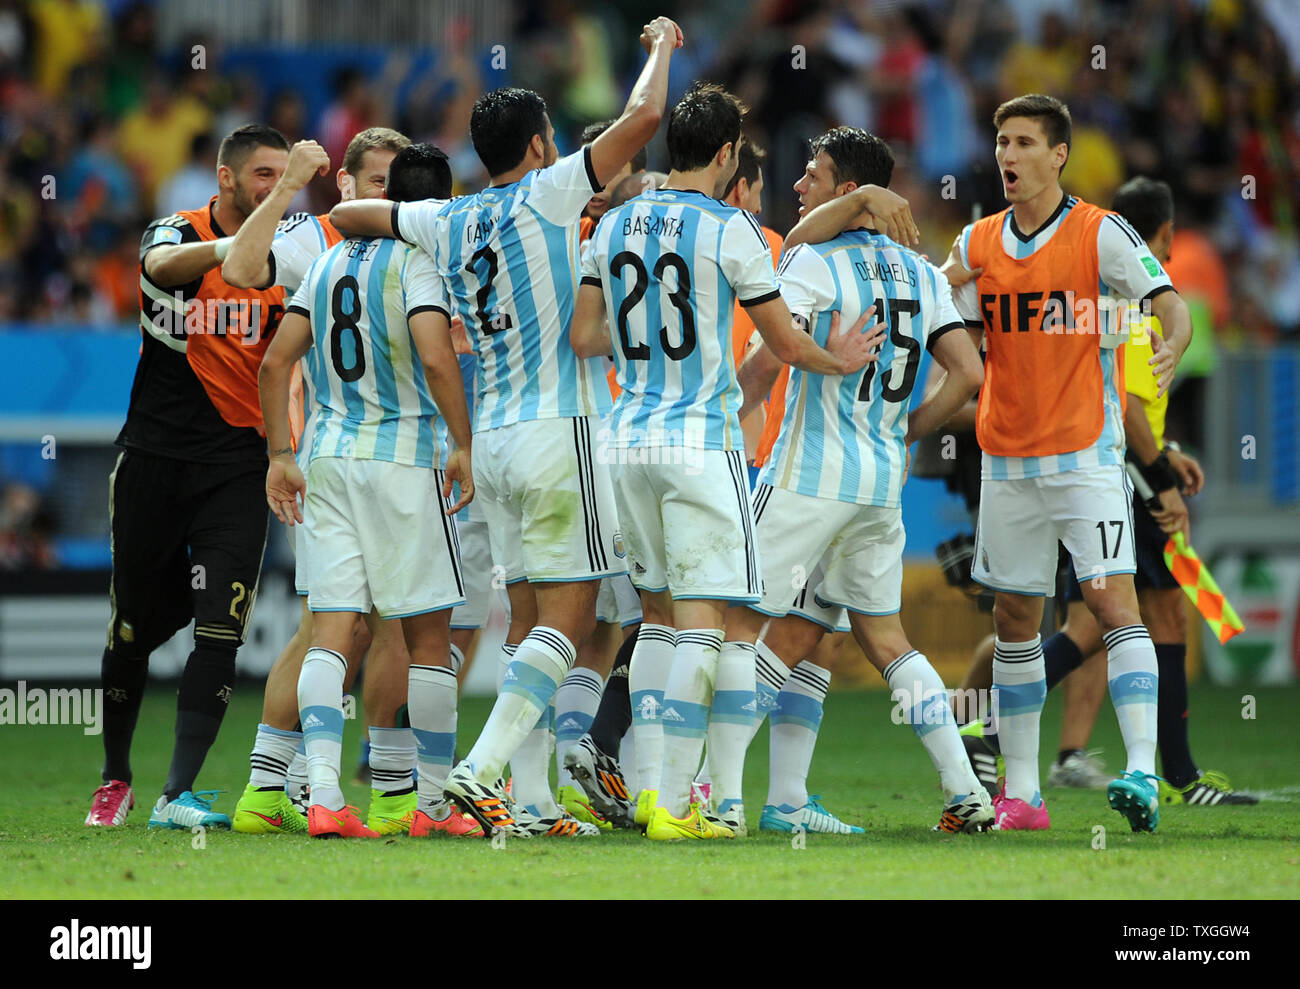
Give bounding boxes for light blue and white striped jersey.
[287,237,451,468]
[392,147,612,432]
[761,229,963,508]
[951,196,1173,480]
[580,188,780,450]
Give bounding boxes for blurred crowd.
[0,0,1297,348]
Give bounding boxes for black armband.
[1137,450,1179,494]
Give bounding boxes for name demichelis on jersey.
[764,229,963,508]
[287,236,450,468]
[580,188,781,451]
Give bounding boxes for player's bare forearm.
[259,311,313,457]
[257,358,296,461]
[331,199,396,239]
[1150,290,1192,360]
[1124,394,1162,465]
[1148,291,1192,397]
[410,311,473,452]
[738,342,783,420]
[589,18,679,185]
[570,284,612,358]
[223,137,330,287]
[144,240,228,288]
[904,330,982,444]
[223,181,300,287]
[784,191,867,251]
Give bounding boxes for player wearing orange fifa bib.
[941,94,1192,834]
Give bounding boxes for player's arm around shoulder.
[140,214,221,289]
[224,140,330,288]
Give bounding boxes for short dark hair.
[722,138,766,198]
[809,127,893,189]
[581,119,648,173]
[217,124,289,172]
[666,82,745,173]
[1111,176,1174,241]
[386,144,453,202]
[471,87,549,177]
[993,93,1072,168]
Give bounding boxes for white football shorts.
[972,464,1136,596]
[304,457,464,617]
[474,415,626,584]
[609,448,760,602]
[750,482,905,617]
[596,572,643,627]
[449,513,493,630]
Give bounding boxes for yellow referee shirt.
[1124,313,1168,448]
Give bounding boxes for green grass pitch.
[3,683,1296,899]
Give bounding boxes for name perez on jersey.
[147,294,284,347]
[978,290,1147,337]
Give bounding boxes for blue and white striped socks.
[707,641,757,814]
[992,637,1047,805]
[298,646,348,811]
[659,628,723,817]
[629,623,675,796]
[555,666,604,789]
[1104,624,1159,775]
[408,664,457,813]
[767,660,829,810]
[465,627,573,784]
[885,650,979,801]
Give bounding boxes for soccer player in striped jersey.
[732,126,993,834]
[259,144,476,838]
[331,16,683,837]
[224,129,476,836]
[939,95,1193,832]
[572,89,886,840]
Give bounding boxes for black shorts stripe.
[572,417,608,573]
[433,469,465,599]
[570,418,599,572]
[751,482,775,526]
[726,450,758,594]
